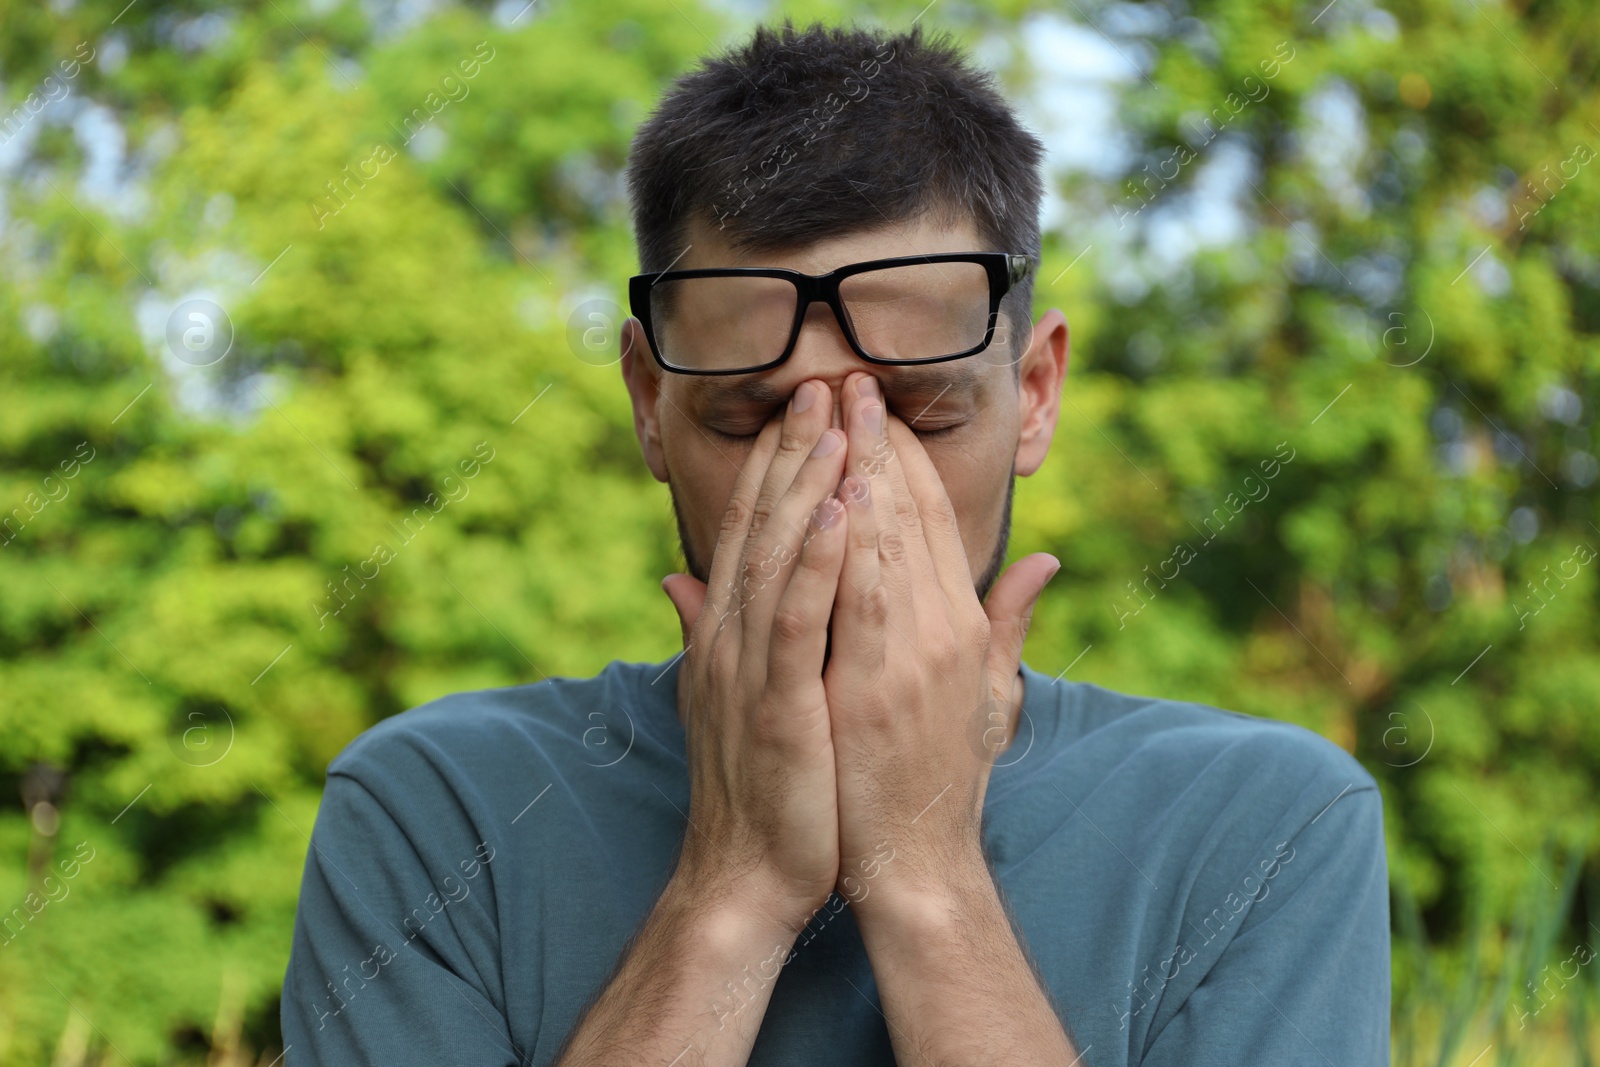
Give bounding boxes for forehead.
[671,212,1001,407]
[679,210,987,272]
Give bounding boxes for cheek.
[922,434,1012,562]
[664,423,748,550]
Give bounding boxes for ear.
[1013,308,1068,478]
[620,317,669,483]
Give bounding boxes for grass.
[1393,830,1600,1067]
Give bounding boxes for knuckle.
[776,425,812,459]
[893,494,920,527]
[747,494,777,539]
[741,548,777,591]
[749,702,797,749]
[853,695,893,729]
[850,513,877,549]
[771,604,813,645]
[863,582,891,620]
[720,496,754,540]
[878,531,907,565]
[930,631,961,671]
[720,586,747,629]
[772,539,798,568]
[922,496,958,534]
[701,596,731,638]
[709,631,740,679]
[758,551,782,581]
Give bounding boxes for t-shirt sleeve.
[1138,784,1390,1067]
[279,767,523,1066]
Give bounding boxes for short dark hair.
[625,20,1045,358]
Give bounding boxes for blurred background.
[1,0,1597,1062]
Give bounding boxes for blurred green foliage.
[0,0,1596,1062]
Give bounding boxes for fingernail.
[809,429,841,458]
[862,376,881,401]
[863,402,883,435]
[791,381,815,413]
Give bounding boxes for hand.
[823,372,1059,911]
[661,379,852,929]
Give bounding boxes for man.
[281,20,1390,1066]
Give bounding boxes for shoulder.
[1017,667,1380,847]
[1044,672,1377,796]
[1100,681,1376,790]
[324,658,661,802]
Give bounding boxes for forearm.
[553,871,802,1067]
[856,860,1080,1067]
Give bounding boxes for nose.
[787,301,874,430]
[817,373,874,432]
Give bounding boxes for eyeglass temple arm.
[1008,254,1034,287]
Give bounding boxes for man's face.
[621,212,1067,605]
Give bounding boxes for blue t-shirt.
[280,656,1390,1065]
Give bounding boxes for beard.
[667,473,1017,669]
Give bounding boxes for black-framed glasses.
[628,251,1034,375]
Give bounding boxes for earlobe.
[1012,309,1068,478]
[620,319,671,483]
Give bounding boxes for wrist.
[664,861,823,944]
[851,852,998,947]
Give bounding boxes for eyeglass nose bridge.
[787,269,861,356]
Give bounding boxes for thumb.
[981,553,1060,692]
[661,573,709,648]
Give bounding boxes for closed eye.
[703,412,778,442]
[707,417,966,441]
[702,401,784,442]
[706,426,762,442]
[910,421,966,439]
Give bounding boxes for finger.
[700,417,787,640]
[729,380,835,633]
[881,409,974,611]
[764,493,848,696]
[745,379,833,545]
[982,553,1061,697]
[870,403,947,616]
[830,469,885,675]
[661,573,708,648]
[844,377,940,643]
[841,374,918,622]
[737,424,850,671]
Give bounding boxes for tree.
[0,0,1595,1061]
